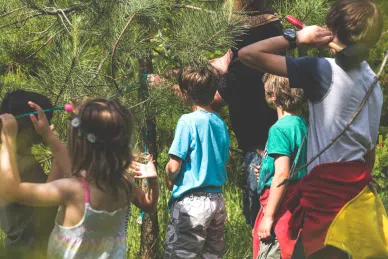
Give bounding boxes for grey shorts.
[164,192,226,259]
[258,237,281,259]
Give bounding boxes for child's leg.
[258,238,281,259]
[201,193,226,259]
[164,194,213,259]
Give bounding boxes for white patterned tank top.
[47,179,129,258]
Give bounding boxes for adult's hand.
[209,49,233,75]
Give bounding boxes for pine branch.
[0,12,43,29]
[30,5,83,15]
[89,54,109,85]
[197,29,224,49]
[174,4,215,14]
[26,22,57,42]
[55,56,77,105]
[110,11,138,94]
[130,98,150,109]
[0,5,83,30]
[25,29,65,59]
[0,6,28,18]
[278,49,388,187]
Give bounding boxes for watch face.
[284,29,296,40]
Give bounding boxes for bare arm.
[165,155,183,190]
[148,50,232,110]
[0,114,72,207]
[47,157,65,182]
[238,26,334,77]
[29,102,72,178]
[258,155,290,239]
[128,157,159,213]
[126,175,159,214]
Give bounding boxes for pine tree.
[0,0,245,257]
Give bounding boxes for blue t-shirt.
[168,110,230,208]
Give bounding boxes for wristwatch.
[283,29,297,50]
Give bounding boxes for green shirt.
[257,115,308,195]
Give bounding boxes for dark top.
[218,20,282,152]
[0,155,57,251]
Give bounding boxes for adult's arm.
[238,26,334,77]
[0,114,73,207]
[147,50,233,111]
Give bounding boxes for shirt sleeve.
[286,56,332,102]
[168,118,192,160]
[266,127,291,158]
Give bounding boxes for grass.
[125,150,253,258]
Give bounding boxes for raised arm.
[148,50,232,112]
[0,113,73,207]
[29,102,72,178]
[238,26,334,77]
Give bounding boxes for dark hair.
[0,90,53,129]
[178,64,221,106]
[326,0,383,47]
[69,98,134,198]
[263,74,304,112]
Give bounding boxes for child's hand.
[297,25,334,48]
[258,215,274,240]
[28,102,51,137]
[131,155,158,179]
[0,114,18,143]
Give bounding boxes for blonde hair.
[263,74,304,112]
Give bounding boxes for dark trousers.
[291,235,350,259]
[242,149,262,227]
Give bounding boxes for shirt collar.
[335,43,370,69]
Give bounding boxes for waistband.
[177,192,223,202]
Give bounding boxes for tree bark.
[138,55,159,259]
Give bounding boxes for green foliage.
[0,0,387,258]
[373,134,388,190]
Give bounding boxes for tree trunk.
[138,56,159,259]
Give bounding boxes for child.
[0,90,58,259]
[238,0,387,258]
[0,97,159,258]
[252,74,307,259]
[164,64,230,258]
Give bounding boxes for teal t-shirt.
[257,115,308,195]
[168,110,230,209]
